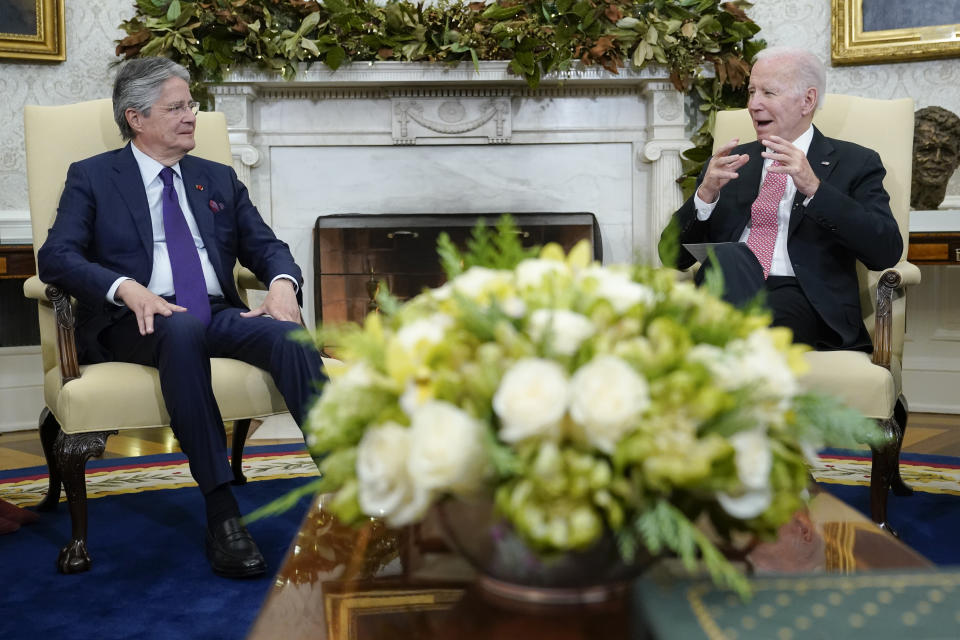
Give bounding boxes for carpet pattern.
[813,450,960,495]
[0,444,319,506]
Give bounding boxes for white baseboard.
[902,366,960,415]
[0,345,43,432]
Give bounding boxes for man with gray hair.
[660,46,902,352]
[38,57,327,578]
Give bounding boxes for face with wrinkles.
[125,77,196,164]
[747,57,817,143]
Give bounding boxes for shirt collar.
[129,141,182,188]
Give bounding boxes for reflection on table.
[248,489,933,640]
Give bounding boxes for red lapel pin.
[195,184,204,191]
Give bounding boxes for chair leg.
[54,430,113,574]
[890,395,913,497]
[36,408,63,512]
[869,417,900,536]
[231,419,251,486]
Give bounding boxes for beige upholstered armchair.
[711,94,921,532]
[23,98,317,572]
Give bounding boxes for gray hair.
[753,46,826,110]
[113,57,190,140]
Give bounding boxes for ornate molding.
[233,143,262,168]
[392,98,510,144]
[640,140,692,163]
[221,60,674,88]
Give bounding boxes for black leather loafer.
[205,516,267,578]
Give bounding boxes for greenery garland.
[117,0,765,196]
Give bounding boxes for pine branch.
[635,500,752,599]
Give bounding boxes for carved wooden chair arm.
[870,261,920,371]
[23,276,81,386]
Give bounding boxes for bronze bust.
[911,106,960,210]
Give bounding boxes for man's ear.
[125,108,143,135]
[801,88,818,117]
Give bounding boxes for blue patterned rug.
[0,444,319,640]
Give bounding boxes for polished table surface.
[248,490,932,640]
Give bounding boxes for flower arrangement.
[260,217,880,597]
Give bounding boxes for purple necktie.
[159,167,211,325]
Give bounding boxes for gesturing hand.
[116,279,186,335]
[696,138,750,204]
[240,278,301,324]
[760,135,820,197]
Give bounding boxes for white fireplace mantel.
[210,61,692,327]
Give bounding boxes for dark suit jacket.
[659,127,903,351]
[38,143,302,363]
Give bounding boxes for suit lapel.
[179,156,228,288]
[789,126,836,236]
[112,144,153,258]
[731,142,764,237]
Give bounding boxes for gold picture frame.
[0,0,65,62]
[832,0,960,65]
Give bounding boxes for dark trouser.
[99,298,326,493]
[694,242,837,349]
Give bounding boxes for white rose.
[579,265,656,313]
[526,309,595,356]
[493,358,570,442]
[356,423,431,526]
[569,356,649,453]
[340,361,377,387]
[515,258,568,288]
[451,266,509,299]
[716,429,773,520]
[399,380,431,416]
[716,487,772,520]
[407,401,488,494]
[395,313,453,354]
[729,429,773,490]
[500,296,526,318]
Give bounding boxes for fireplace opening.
[313,212,601,327]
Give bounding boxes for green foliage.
[116,0,763,185]
[791,392,887,449]
[437,215,540,277]
[636,499,751,599]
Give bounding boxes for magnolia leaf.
[301,37,320,56]
[325,44,346,70]
[166,0,181,22]
[645,24,658,45]
[299,10,321,35]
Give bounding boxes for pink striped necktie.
[747,160,787,278]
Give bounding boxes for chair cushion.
[46,359,288,434]
[799,351,897,420]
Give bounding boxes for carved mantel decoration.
[209,61,690,326]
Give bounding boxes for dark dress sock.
[204,483,241,529]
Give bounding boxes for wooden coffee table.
[248,490,932,640]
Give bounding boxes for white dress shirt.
[107,144,297,304]
[693,125,816,277]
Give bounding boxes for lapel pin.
[820,161,830,166]
[195,184,205,191]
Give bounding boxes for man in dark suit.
[659,46,902,351]
[38,57,326,578]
